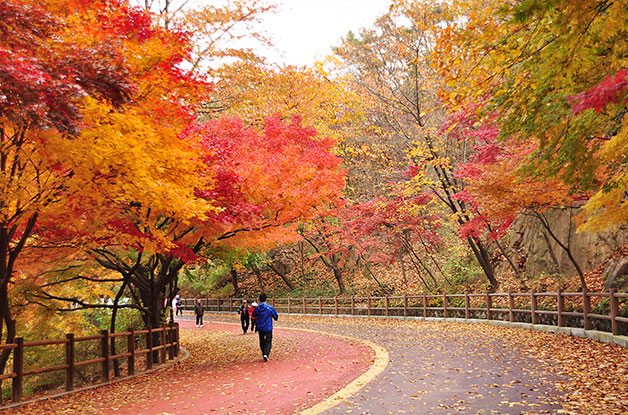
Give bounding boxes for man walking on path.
[252,293,278,361]
[238,299,250,334]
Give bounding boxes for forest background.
[1,0,628,398]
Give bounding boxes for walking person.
[171,295,179,318]
[194,299,204,328]
[252,293,278,362]
[238,299,250,334]
[175,295,183,315]
[249,301,258,333]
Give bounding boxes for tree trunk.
[231,268,240,297]
[332,266,346,294]
[251,265,265,292]
[268,262,295,290]
[110,281,127,377]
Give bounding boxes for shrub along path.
[7,314,628,414]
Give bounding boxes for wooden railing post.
[557,289,565,327]
[217,298,221,312]
[583,289,592,330]
[351,297,355,315]
[302,297,306,314]
[334,297,338,316]
[12,337,23,403]
[443,294,448,318]
[403,295,408,317]
[610,288,619,335]
[464,291,470,319]
[127,328,135,375]
[271,297,275,308]
[367,297,372,317]
[65,333,75,392]
[175,322,180,357]
[508,291,514,322]
[288,297,291,314]
[385,297,390,317]
[530,292,538,324]
[486,293,492,320]
[160,327,167,363]
[101,330,110,382]
[168,323,175,360]
[422,294,427,317]
[146,328,153,370]
[318,297,322,315]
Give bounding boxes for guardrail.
[1,323,180,404]
[181,289,628,336]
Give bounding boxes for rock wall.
[506,208,628,277]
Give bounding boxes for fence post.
[486,293,492,320]
[146,328,153,370]
[160,328,167,363]
[217,298,221,312]
[302,297,306,314]
[351,297,355,315]
[610,288,619,335]
[334,297,338,316]
[101,330,110,383]
[403,295,408,318]
[271,297,275,308]
[65,333,75,392]
[508,291,514,322]
[175,322,180,357]
[318,297,322,315]
[288,297,291,314]
[367,297,372,316]
[168,323,175,360]
[557,289,565,327]
[442,294,448,318]
[582,289,592,330]
[464,291,470,319]
[385,297,390,317]
[127,328,135,375]
[12,337,23,403]
[531,292,538,324]
[422,294,427,318]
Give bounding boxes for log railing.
[1,323,180,404]
[182,290,628,336]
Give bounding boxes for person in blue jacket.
[252,293,278,362]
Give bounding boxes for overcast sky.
[261,0,392,66]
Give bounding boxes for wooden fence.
[0,323,180,404]
[182,289,628,336]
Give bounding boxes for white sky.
[261,0,392,66]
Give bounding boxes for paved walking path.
[206,314,566,415]
[16,313,626,414]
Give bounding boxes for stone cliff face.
[504,208,628,278]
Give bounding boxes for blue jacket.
[252,302,278,331]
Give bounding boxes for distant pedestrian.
[249,302,258,333]
[194,299,204,328]
[252,293,278,362]
[175,295,183,315]
[238,299,250,334]
[171,295,179,317]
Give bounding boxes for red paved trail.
[105,320,373,415]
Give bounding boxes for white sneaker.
[196,324,199,327]
[200,324,203,328]
[263,355,268,362]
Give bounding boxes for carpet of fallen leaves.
[5,315,628,415]
[6,320,372,415]
[209,314,628,415]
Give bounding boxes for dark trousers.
[176,307,183,315]
[250,318,257,332]
[196,315,203,326]
[241,317,249,333]
[258,330,272,357]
